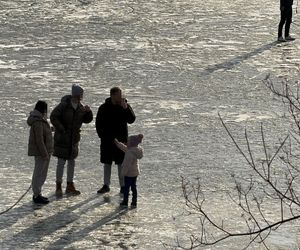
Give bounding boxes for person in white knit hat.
[115,134,144,208]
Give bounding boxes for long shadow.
[1,194,110,249]
[0,193,59,231]
[45,207,129,250]
[201,41,278,75]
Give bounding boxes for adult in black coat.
[96,87,136,193]
[278,0,295,41]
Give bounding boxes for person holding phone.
[50,84,93,196]
[96,87,136,194]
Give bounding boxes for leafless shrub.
[176,75,300,249]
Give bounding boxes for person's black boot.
[97,185,110,194]
[40,195,49,201]
[33,195,49,204]
[55,181,63,197]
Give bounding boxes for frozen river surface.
[1,0,300,249]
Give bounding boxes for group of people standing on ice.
[27,85,143,208]
[26,0,296,209]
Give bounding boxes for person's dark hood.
[61,95,72,103]
[105,97,112,104]
[27,109,44,126]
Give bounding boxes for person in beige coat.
[115,134,143,208]
[27,100,53,204]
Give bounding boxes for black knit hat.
[34,100,48,114]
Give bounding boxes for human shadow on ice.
[1,194,111,248]
[202,41,278,75]
[45,207,129,250]
[0,193,59,231]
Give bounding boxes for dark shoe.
[97,185,110,194]
[55,182,63,197]
[33,195,49,204]
[66,182,81,195]
[285,35,296,41]
[40,195,49,201]
[120,186,125,194]
[131,202,137,208]
[120,200,128,207]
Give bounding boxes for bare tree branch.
[176,77,300,249]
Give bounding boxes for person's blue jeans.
[123,176,137,204]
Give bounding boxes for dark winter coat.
[27,110,53,158]
[50,95,93,160]
[281,0,293,9]
[96,97,135,164]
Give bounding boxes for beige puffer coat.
[115,141,143,177]
[27,110,53,158]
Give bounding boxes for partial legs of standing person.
[56,158,80,196]
[278,8,294,41]
[120,176,137,208]
[32,156,50,204]
[97,163,124,194]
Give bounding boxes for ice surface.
[0,0,300,249]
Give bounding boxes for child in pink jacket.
[115,134,143,208]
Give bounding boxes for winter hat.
[34,100,48,114]
[127,134,143,147]
[72,84,84,96]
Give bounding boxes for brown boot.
[66,182,81,195]
[56,182,63,197]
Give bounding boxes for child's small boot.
[120,198,128,207]
[131,198,137,208]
